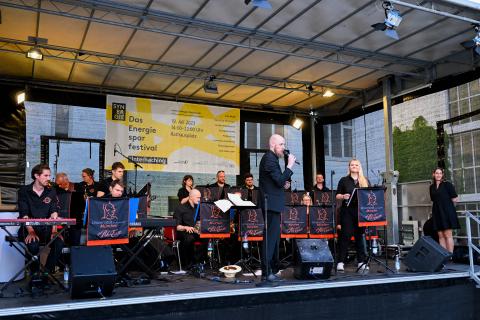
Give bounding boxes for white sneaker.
[337,262,344,271]
[357,262,369,272]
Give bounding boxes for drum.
[0,212,25,282]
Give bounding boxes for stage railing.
[465,211,480,288]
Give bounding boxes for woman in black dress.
[177,175,194,204]
[430,167,459,253]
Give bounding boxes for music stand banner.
[199,203,230,238]
[357,188,387,227]
[239,208,264,241]
[309,206,335,239]
[313,191,333,206]
[284,191,306,206]
[86,197,130,246]
[56,191,72,218]
[281,206,308,238]
[197,186,222,202]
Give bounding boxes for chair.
[163,226,185,273]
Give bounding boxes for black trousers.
[261,210,281,275]
[177,231,205,268]
[19,226,64,273]
[337,206,366,264]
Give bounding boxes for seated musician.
[17,164,64,276]
[76,168,100,198]
[97,162,127,197]
[207,170,231,199]
[301,193,312,206]
[241,172,258,202]
[173,189,204,269]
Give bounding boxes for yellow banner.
[106,95,240,174]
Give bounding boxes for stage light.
[323,89,335,97]
[371,1,403,40]
[26,47,43,60]
[203,75,218,94]
[244,0,272,9]
[460,25,480,55]
[291,115,303,130]
[16,92,25,105]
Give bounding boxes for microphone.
[331,170,335,175]
[284,150,300,165]
[113,143,117,157]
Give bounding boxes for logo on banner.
[102,201,118,221]
[317,208,328,222]
[43,197,52,204]
[111,102,126,121]
[290,193,299,205]
[247,209,257,223]
[211,206,222,219]
[288,207,299,221]
[321,192,330,203]
[367,191,377,206]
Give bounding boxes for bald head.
[269,134,286,158]
[189,189,201,206]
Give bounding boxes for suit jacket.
[259,150,293,213]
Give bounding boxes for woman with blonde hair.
[335,158,370,272]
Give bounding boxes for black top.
[429,181,460,231]
[259,150,293,213]
[173,202,196,228]
[242,185,259,202]
[18,183,58,219]
[313,184,330,192]
[206,182,231,199]
[75,181,100,198]
[98,177,127,197]
[336,175,370,208]
[177,187,190,202]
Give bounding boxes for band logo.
[240,208,264,239]
[281,206,307,238]
[199,203,230,238]
[358,188,386,227]
[87,197,129,245]
[111,102,126,121]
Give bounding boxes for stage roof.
[0,0,479,116]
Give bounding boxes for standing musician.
[335,158,369,272]
[313,173,330,192]
[17,164,64,276]
[77,168,100,198]
[177,175,194,204]
[207,170,231,199]
[259,134,296,282]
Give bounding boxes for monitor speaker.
[294,239,333,279]
[70,245,116,299]
[404,236,452,272]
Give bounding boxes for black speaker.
[293,239,333,279]
[404,236,452,272]
[70,246,117,299]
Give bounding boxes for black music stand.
[234,209,263,278]
[354,187,394,274]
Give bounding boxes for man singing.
[259,134,296,282]
[18,164,63,277]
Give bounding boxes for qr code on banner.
[111,102,126,121]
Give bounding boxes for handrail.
[465,211,480,287]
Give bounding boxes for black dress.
[429,181,459,231]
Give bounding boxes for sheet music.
[214,199,233,212]
[346,188,357,207]
[227,193,255,207]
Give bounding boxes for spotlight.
[244,0,272,9]
[16,92,25,105]
[291,115,303,130]
[26,47,43,60]
[371,1,403,40]
[203,75,218,94]
[461,25,480,55]
[323,89,335,97]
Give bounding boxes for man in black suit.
[259,134,296,281]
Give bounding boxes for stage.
[0,262,478,320]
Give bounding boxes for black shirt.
[75,181,100,198]
[98,177,127,197]
[241,185,258,202]
[206,182,231,199]
[313,184,330,192]
[336,176,364,208]
[18,183,58,219]
[177,187,190,202]
[173,202,196,228]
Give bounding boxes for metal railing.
[465,211,480,287]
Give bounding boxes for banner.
[86,197,129,246]
[281,206,308,238]
[357,188,387,227]
[313,190,333,206]
[284,191,307,206]
[309,206,335,239]
[199,203,230,238]
[239,208,264,241]
[106,95,240,174]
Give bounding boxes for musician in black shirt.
[241,172,258,203]
[17,164,64,274]
[177,175,194,204]
[335,159,369,272]
[313,173,330,192]
[97,162,126,197]
[207,170,231,200]
[77,168,100,198]
[174,189,203,268]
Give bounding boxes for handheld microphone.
[284,150,300,165]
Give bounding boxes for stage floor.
[0,261,477,319]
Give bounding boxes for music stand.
[354,187,395,273]
[234,208,264,277]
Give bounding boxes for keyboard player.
[17,164,64,276]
